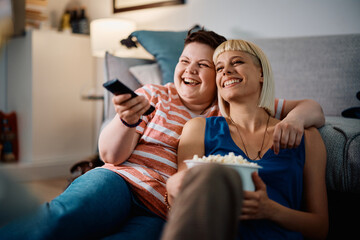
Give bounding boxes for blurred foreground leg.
[161,164,243,240]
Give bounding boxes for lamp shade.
[90,18,136,57]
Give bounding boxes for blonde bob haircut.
[213,39,275,117]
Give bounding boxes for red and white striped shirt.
[103,83,219,219]
[103,83,285,219]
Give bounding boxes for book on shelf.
[26,0,48,6]
[25,0,48,29]
[26,9,47,21]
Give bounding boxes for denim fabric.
[0,168,165,240]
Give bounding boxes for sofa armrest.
[318,116,360,193]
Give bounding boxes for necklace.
[229,114,270,160]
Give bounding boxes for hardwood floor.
[23,177,69,203]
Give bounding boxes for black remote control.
[103,79,155,116]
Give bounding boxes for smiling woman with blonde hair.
[213,39,275,117]
[162,39,328,240]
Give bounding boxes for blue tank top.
[204,116,305,240]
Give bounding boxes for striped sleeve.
[274,98,286,120]
[135,84,158,135]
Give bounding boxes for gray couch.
[104,33,360,239]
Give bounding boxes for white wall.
[77,0,360,39]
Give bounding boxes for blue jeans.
[0,168,165,240]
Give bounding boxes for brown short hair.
[184,26,227,50]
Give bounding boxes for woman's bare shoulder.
[184,117,206,129]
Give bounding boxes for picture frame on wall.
[113,0,185,13]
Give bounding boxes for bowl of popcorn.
[184,152,262,191]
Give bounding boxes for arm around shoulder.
[282,99,325,128]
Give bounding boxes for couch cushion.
[129,63,162,86]
[129,26,201,85]
[319,116,360,193]
[130,30,188,84]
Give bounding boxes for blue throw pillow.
[130,30,187,84]
[130,27,201,84]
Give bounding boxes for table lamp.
[90,18,136,58]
